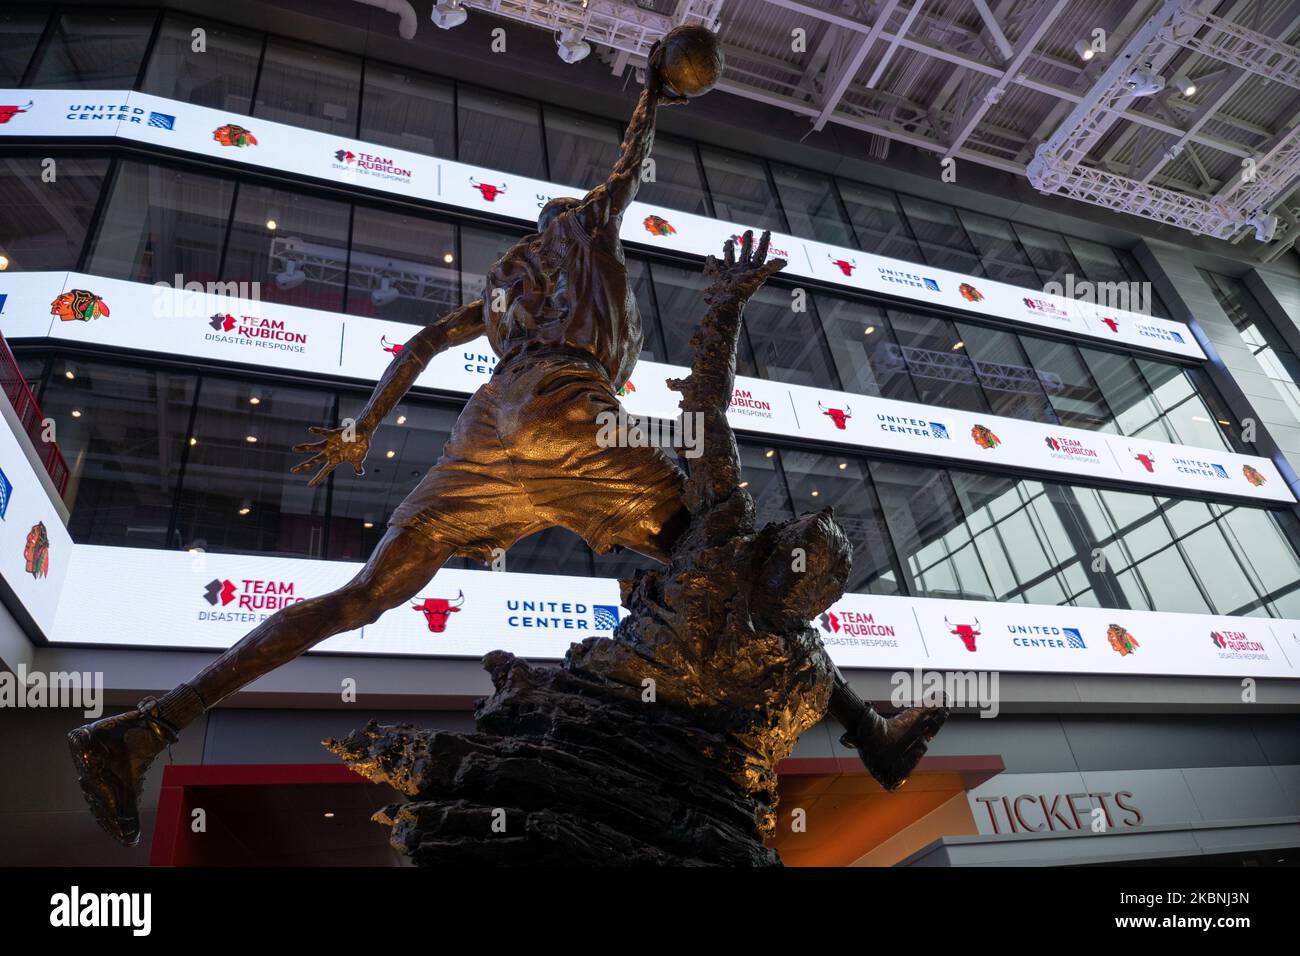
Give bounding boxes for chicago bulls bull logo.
[1101,317,1120,333]
[411,591,464,632]
[50,290,110,323]
[381,335,403,355]
[469,177,506,202]
[0,102,32,125]
[945,616,980,652]
[819,401,852,429]
[828,255,857,276]
[1130,449,1155,472]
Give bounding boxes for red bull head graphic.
[411,591,465,632]
[0,101,32,125]
[212,124,257,147]
[51,290,109,322]
[381,335,403,355]
[819,401,852,430]
[643,215,676,236]
[828,255,857,276]
[1101,317,1120,333]
[945,616,980,652]
[469,177,506,202]
[1130,449,1155,473]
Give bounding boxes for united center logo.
[1007,624,1086,651]
[206,312,309,353]
[878,267,939,292]
[504,600,620,633]
[877,414,949,440]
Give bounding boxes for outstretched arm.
[291,299,483,486]
[580,44,684,225]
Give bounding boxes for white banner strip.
[3,270,1289,502]
[50,545,1300,679]
[0,89,1204,359]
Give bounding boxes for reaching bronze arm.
[290,299,484,486]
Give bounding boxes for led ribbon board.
[0,89,1203,359]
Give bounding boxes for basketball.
[656,24,724,98]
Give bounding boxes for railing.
[0,332,70,498]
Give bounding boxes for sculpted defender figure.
[70,47,942,848]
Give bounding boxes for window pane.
[1065,236,1129,285]
[345,206,458,324]
[0,6,49,86]
[222,185,350,311]
[871,461,993,601]
[175,377,331,557]
[1020,336,1114,431]
[741,284,840,387]
[330,397,472,566]
[625,256,666,364]
[897,194,982,275]
[698,147,783,231]
[885,309,989,412]
[28,10,154,88]
[457,85,546,178]
[1179,523,1259,614]
[814,293,917,401]
[140,14,261,112]
[87,160,235,285]
[1133,546,1211,614]
[544,106,620,188]
[957,210,1039,287]
[0,156,108,271]
[956,322,1057,423]
[770,163,853,246]
[1080,347,1170,440]
[39,362,195,550]
[360,63,454,158]
[781,451,899,594]
[254,39,360,135]
[1202,269,1300,425]
[650,259,757,372]
[1136,359,1230,451]
[636,134,707,215]
[1011,223,1080,287]
[837,180,921,262]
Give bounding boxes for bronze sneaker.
[842,704,948,792]
[68,698,177,847]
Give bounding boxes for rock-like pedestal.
[326,236,851,865]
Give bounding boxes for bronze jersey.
[481,193,641,390]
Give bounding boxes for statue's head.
[538,196,582,231]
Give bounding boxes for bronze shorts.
[389,352,686,562]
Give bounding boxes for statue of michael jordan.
[70,31,944,847]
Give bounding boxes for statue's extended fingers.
[740,229,754,265]
[306,459,339,488]
[755,230,771,265]
[290,440,325,454]
[703,255,721,276]
[290,452,326,474]
[760,257,787,278]
[723,238,736,267]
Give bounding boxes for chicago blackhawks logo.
[24,522,49,579]
[642,214,676,236]
[1242,464,1267,487]
[213,124,257,147]
[50,290,110,322]
[970,424,1001,449]
[617,380,635,397]
[1106,624,1139,657]
[958,283,983,302]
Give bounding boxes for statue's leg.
[68,527,455,846]
[829,668,948,791]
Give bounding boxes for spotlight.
[189,436,198,446]
[371,275,400,307]
[1247,209,1279,242]
[1179,79,1197,97]
[70,409,82,418]
[1123,62,1165,97]
[275,259,306,290]
[0,254,8,271]
[1073,40,1095,62]
[431,0,467,30]
[265,218,277,231]
[249,393,261,405]
[64,363,76,380]
[952,340,965,350]
[442,252,454,264]
[238,498,252,516]
[396,413,407,425]
[385,450,396,459]
[864,325,875,335]
[556,28,591,64]
[245,434,258,443]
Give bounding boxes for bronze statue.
[69,31,944,850]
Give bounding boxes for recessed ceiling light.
[386,450,396,458]
[443,253,454,264]
[265,218,277,230]
[864,325,875,335]
[245,434,258,443]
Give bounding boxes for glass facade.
[1201,269,1300,425]
[2,5,1170,317]
[22,354,1300,618]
